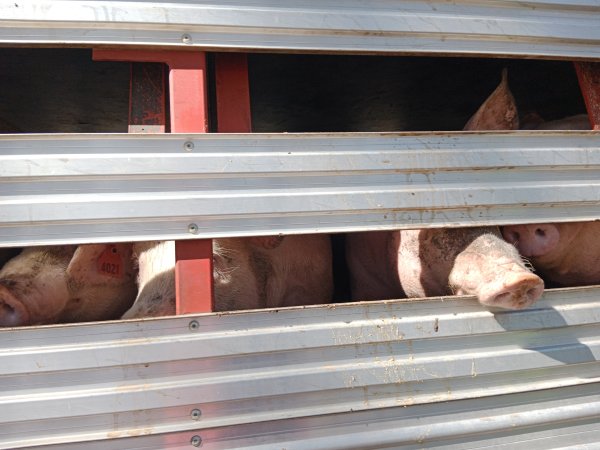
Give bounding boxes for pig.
[501,105,598,290]
[122,235,333,318]
[0,244,137,327]
[346,69,545,309]
[501,222,600,287]
[502,104,595,287]
[521,113,591,130]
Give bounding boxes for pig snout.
[0,285,30,327]
[476,269,544,310]
[501,224,559,258]
[450,242,545,310]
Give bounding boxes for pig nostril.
[492,291,511,305]
[1,301,15,316]
[526,286,543,301]
[0,298,28,326]
[0,301,22,327]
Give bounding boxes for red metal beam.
[93,49,214,314]
[175,239,215,314]
[215,53,252,132]
[574,62,600,130]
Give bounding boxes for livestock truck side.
[1,2,600,448]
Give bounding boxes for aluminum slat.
[0,131,599,246]
[1,1,600,59]
[0,287,599,448]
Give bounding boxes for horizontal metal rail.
[1,1,600,59]
[1,131,600,246]
[1,287,599,448]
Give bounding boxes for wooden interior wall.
[0,49,129,133]
[248,55,586,132]
[0,49,586,134]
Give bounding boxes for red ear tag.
[97,245,123,278]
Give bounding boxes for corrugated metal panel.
[1,287,600,449]
[0,1,600,59]
[1,131,599,246]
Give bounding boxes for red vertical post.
[165,53,213,314]
[163,53,209,133]
[215,53,252,132]
[93,49,214,313]
[575,62,600,130]
[173,53,252,313]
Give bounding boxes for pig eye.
[535,229,546,237]
[111,247,118,254]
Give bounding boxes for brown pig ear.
[463,69,519,131]
[66,243,134,282]
[248,235,285,249]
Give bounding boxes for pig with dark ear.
[122,234,333,319]
[0,244,137,327]
[347,70,544,309]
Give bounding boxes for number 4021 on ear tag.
[97,245,123,278]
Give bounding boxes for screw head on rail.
[191,409,202,420]
[184,141,195,151]
[190,435,202,447]
[189,320,200,331]
[188,223,199,234]
[182,34,193,45]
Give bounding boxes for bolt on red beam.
[574,62,600,130]
[93,49,214,313]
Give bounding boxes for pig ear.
[463,69,519,131]
[248,235,285,249]
[66,244,134,283]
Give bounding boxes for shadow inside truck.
[492,305,597,366]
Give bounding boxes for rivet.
[182,34,193,45]
[191,408,201,420]
[190,435,202,447]
[184,141,194,151]
[189,320,200,331]
[188,223,199,234]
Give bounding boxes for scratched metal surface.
[1,1,600,59]
[1,287,599,448]
[1,131,600,246]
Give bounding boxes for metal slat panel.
[1,287,600,448]
[1,131,600,246]
[0,1,600,58]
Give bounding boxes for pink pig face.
[0,244,137,327]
